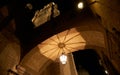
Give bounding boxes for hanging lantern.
[59,53,67,64]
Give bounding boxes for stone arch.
[20,26,106,75]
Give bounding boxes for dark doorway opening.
[72,49,106,75]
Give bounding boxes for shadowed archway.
[73,49,107,75]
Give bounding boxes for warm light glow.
[105,70,108,74]
[78,2,84,9]
[60,54,67,64]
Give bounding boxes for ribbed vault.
[20,27,106,74]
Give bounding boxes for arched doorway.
[73,49,106,75]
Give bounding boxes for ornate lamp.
[58,43,68,64]
[59,53,67,64]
